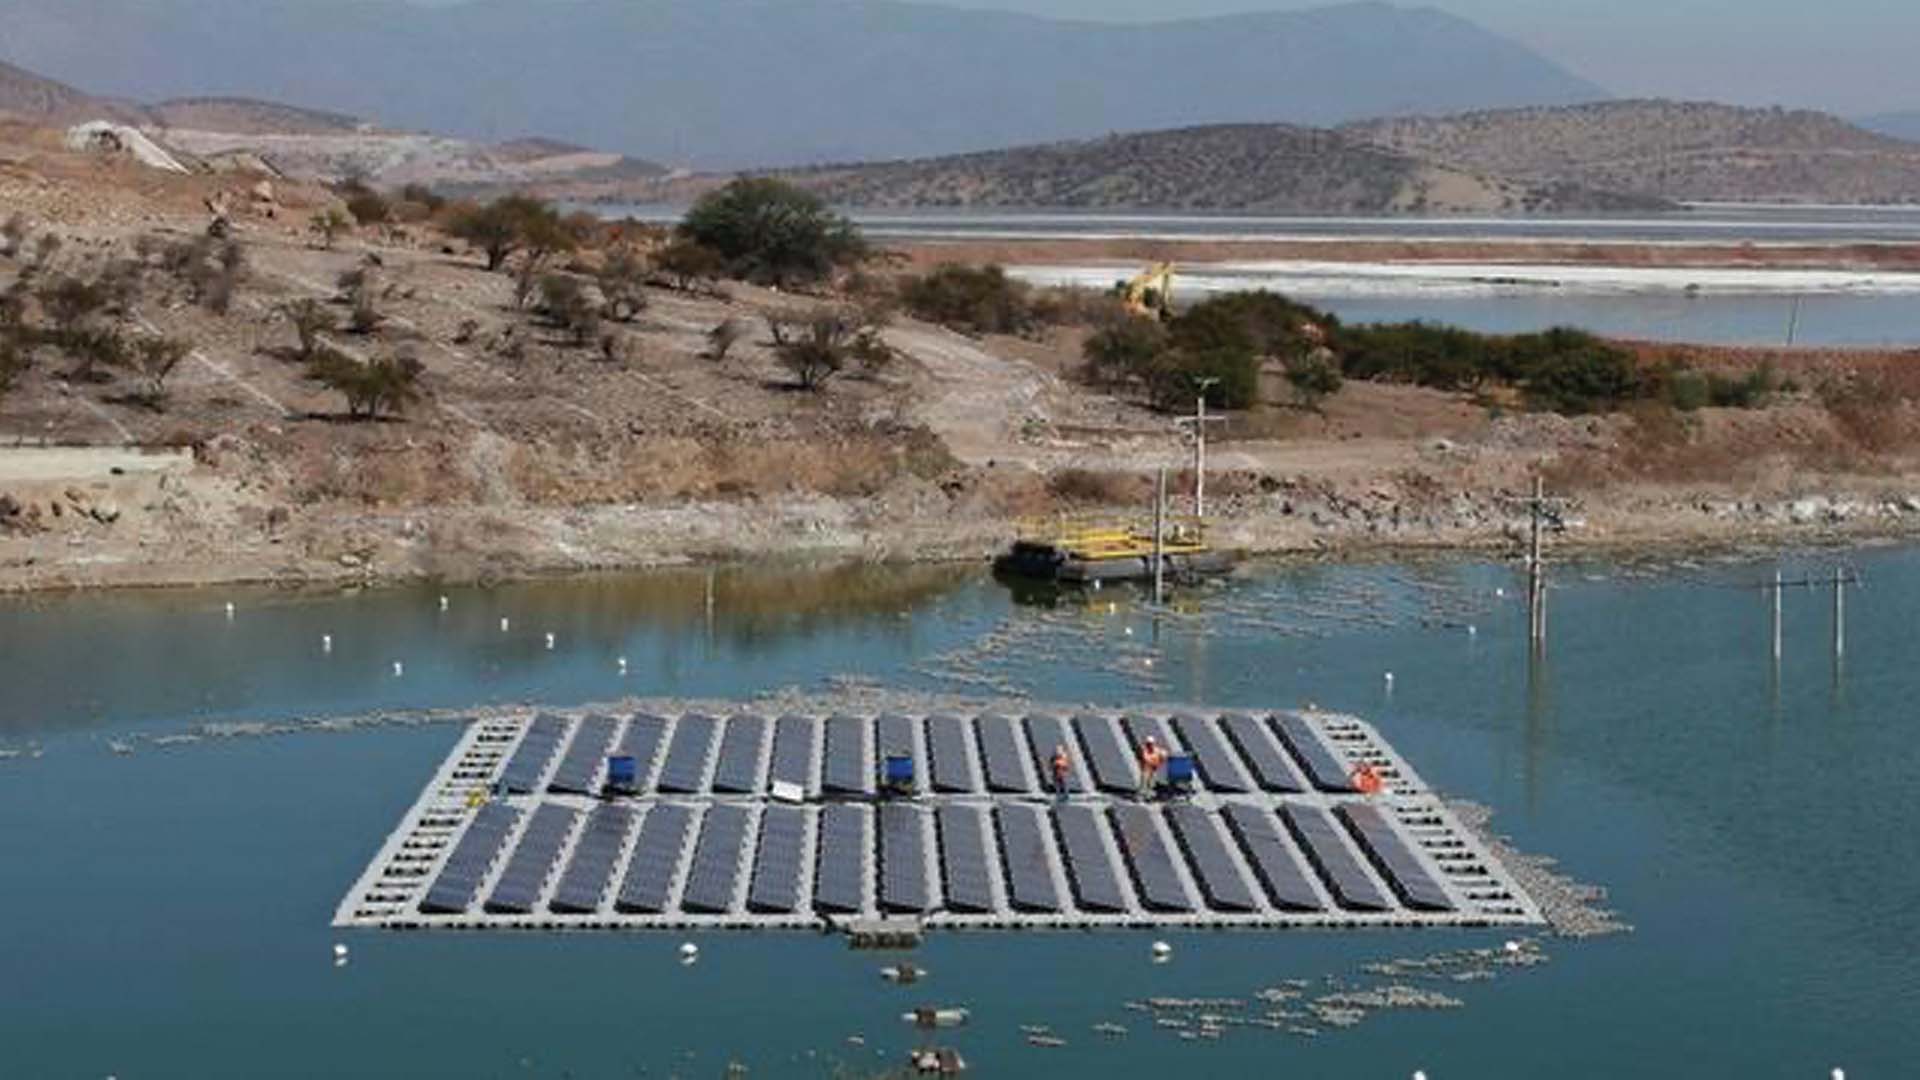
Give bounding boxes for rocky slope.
[1345,100,1920,203]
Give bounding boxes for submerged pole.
[1527,476,1546,647]
[1833,565,1845,661]
[1153,467,1167,606]
[1772,567,1783,663]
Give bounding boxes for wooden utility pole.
[1152,467,1167,605]
[1498,477,1569,649]
[1175,379,1224,519]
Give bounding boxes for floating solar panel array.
[341,709,1544,931]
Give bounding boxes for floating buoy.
[1414,1072,1429,1080]
[1150,940,1172,958]
[1468,624,1477,636]
[544,632,556,650]
[224,602,235,618]
[617,656,628,674]
[391,661,404,677]
[1495,587,1506,598]
[1504,940,1522,954]
[1384,672,1395,688]
[1123,626,1133,637]
[321,634,332,653]
[332,943,348,959]
[499,617,510,632]
[1831,1071,1845,1080]
[439,595,449,612]
[679,942,699,959]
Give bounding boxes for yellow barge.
[992,517,1234,584]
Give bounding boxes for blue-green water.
[2,553,1916,1078]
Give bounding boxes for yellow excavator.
[1122,261,1176,320]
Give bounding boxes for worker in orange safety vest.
[1136,736,1167,800]
[1050,744,1072,802]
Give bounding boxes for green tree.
[1080,318,1167,388]
[766,306,886,390]
[448,195,573,273]
[1284,350,1343,412]
[900,263,1032,335]
[309,347,423,419]
[678,178,866,287]
[654,238,726,294]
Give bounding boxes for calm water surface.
[2,554,1917,1077]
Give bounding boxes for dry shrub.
[1047,468,1147,505]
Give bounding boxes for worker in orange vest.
[1050,744,1072,802]
[1136,736,1166,801]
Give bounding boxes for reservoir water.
[3,553,1916,1077]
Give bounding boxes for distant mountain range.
[594,124,1675,214]
[0,0,1608,168]
[1345,101,1920,204]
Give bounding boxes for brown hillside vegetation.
[1344,100,1920,204]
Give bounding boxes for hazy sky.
[396,0,1915,114]
[921,0,1917,113]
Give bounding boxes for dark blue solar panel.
[499,714,569,794]
[977,715,1033,794]
[1073,714,1137,794]
[1052,804,1126,913]
[1280,804,1392,912]
[420,802,520,914]
[813,804,867,914]
[1121,714,1178,756]
[656,714,719,794]
[1169,715,1253,793]
[1222,804,1323,911]
[1106,805,1193,912]
[548,714,620,794]
[550,804,635,913]
[747,806,807,913]
[769,715,817,792]
[875,714,920,789]
[680,806,751,914]
[1337,803,1453,912]
[710,715,769,794]
[485,803,579,913]
[936,805,994,914]
[925,715,978,794]
[1164,804,1258,912]
[612,714,669,792]
[878,804,930,914]
[1273,713,1358,793]
[614,804,694,913]
[994,805,1061,913]
[1024,715,1080,794]
[1218,713,1307,793]
[821,716,871,796]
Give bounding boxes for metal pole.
[1772,568,1783,663]
[1527,476,1545,646]
[1153,467,1167,606]
[1194,393,1207,520]
[1833,565,1845,661]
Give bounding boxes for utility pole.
[1152,467,1167,606]
[1175,378,1224,520]
[1500,476,1569,650]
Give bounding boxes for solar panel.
[875,713,920,788]
[1273,713,1358,793]
[1052,804,1126,913]
[1024,715,1080,794]
[813,804,867,914]
[1121,714,1179,755]
[1107,805,1194,912]
[710,715,769,794]
[420,802,521,914]
[1221,804,1324,911]
[1280,804,1392,911]
[548,714,620,794]
[747,806,807,913]
[1218,713,1307,793]
[1169,715,1253,793]
[498,714,569,794]
[936,805,994,913]
[615,804,694,913]
[925,715,979,794]
[1163,804,1258,912]
[656,714,720,794]
[485,803,579,913]
[612,714,669,793]
[977,715,1033,794]
[1337,803,1453,911]
[878,804,931,914]
[821,716,871,796]
[550,804,635,913]
[769,715,818,792]
[994,805,1061,913]
[1072,714,1138,794]
[680,806,751,914]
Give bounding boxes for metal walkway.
[336,707,1544,931]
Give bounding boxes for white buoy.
[1123,626,1133,637]
[1504,940,1522,954]
[321,634,333,653]
[545,632,556,650]
[617,657,628,674]
[500,617,510,632]
[1468,624,1477,637]
[439,595,449,612]
[1495,587,1506,598]
[1414,1072,1429,1080]
[224,601,235,619]
[1385,672,1395,687]
[1831,1069,1845,1080]
[392,661,404,678]
[333,943,348,959]
[1151,940,1172,958]
[679,942,699,959]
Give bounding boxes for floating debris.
[1024,1034,1066,1049]
[1451,800,1633,938]
[1092,1022,1128,1037]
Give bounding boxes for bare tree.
[128,336,191,407]
[283,298,336,360]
